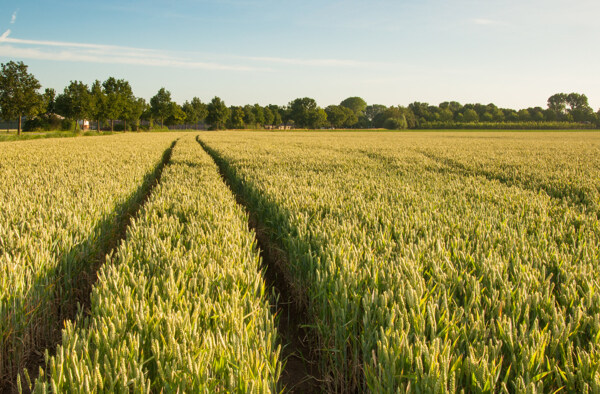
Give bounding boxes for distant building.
[264,124,292,130]
[77,120,90,130]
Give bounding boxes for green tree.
[343,108,358,127]
[492,108,505,122]
[408,102,434,124]
[547,93,568,118]
[517,109,531,121]
[55,81,91,131]
[123,98,146,131]
[43,88,56,114]
[227,106,245,129]
[438,108,454,122]
[182,97,207,129]
[365,104,387,126]
[267,104,282,125]
[374,106,416,128]
[325,105,346,128]
[89,80,106,132]
[566,93,593,122]
[206,96,229,130]
[308,107,328,129]
[546,93,567,120]
[439,101,463,114]
[462,108,479,122]
[0,61,42,135]
[253,104,265,127]
[263,106,275,126]
[530,107,545,121]
[340,96,367,116]
[325,105,356,128]
[165,102,185,126]
[243,105,256,127]
[504,109,519,122]
[289,97,328,128]
[150,87,173,128]
[383,116,407,130]
[103,77,133,131]
[482,112,494,122]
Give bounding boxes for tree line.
[1,61,599,135]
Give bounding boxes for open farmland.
[199,131,600,392]
[34,136,281,392]
[0,133,183,389]
[1,130,599,393]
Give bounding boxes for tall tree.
[0,61,42,135]
[227,106,245,129]
[325,105,356,128]
[289,97,328,128]
[192,97,208,124]
[103,77,133,131]
[89,80,106,132]
[383,116,408,130]
[165,102,185,126]
[253,104,265,127]
[55,81,91,131]
[438,108,454,122]
[530,107,545,121]
[365,104,387,125]
[340,96,367,116]
[123,98,146,131]
[43,88,56,114]
[263,106,275,126]
[408,102,433,124]
[182,97,207,129]
[374,106,415,128]
[439,101,463,115]
[150,87,172,128]
[547,93,568,119]
[503,109,519,122]
[243,105,256,127]
[308,107,328,129]
[518,109,531,121]
[566,93,593,122]
[206,96,229,130]
[267,104,282,125]
[462,108,479,122]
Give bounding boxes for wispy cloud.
[10,10,17,24]
[0,33,390,71]
[0,34,267,71]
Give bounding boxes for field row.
[413,132,600,216]
[0,133,180,388]
[2,131,599,392]
[33,135,280,391]
[198,131,600,392]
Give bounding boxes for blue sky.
[0,0,598,110]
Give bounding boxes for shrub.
[383,116,408,130]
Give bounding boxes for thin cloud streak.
[10,11,17,24]
[0,34,268,71]
[3,36,158,52]
[0,34,387,71]
[0,45,266,71]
